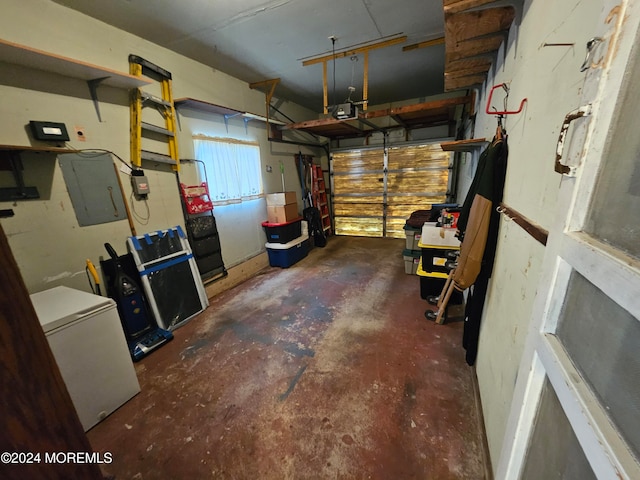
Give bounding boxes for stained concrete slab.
[88,236,486,479]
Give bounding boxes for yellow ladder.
[129,55,179,171]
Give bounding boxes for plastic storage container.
[266,234,309,268]
[417,258,463,304]
[403,249,421,274]
[420,247,458,275]
[262,217,303,244]
[403,224,422,250]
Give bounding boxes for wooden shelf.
[0,38,151,121]
[282,95,473,140]
[440,138,488,152]
[444,0,501,15]
[443,2,518,92]
[0,38,150,89]
[0,145,72,153]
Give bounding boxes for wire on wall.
[129,191,150,224]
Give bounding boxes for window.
[194,136,263,205]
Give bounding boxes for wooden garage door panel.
[332,145,450,238]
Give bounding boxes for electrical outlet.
[266,165,273,173]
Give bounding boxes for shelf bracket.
[249,78,281,134]
[0,150,40,201]
[223,113,242,133]
[87,77,109,122]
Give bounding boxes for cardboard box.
[266,192,297,206]
[267,203,299,223]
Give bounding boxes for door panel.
[332,149,384,237]
[521,379,597,480]
[498,1,640,478]
[582,38,640,259]
[556,271,640,458]
[332,144,450,238]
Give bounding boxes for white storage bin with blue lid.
[265,234,310,268]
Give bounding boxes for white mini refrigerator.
[30,286,140,431]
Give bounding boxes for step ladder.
[129,55,179,171]
[311,164,332,236]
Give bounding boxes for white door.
[497,1,640,478]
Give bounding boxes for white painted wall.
[0,0,615,472]
[470,0,608,472]
[0,0,323,293]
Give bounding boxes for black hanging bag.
[303,206,327,248]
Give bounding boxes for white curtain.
[194,137,263,205]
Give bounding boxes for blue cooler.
[265,234,309,268]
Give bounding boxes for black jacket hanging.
[457,133,508,365]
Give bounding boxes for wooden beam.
[249,78,281,90]
[445,62,492,80]
[249,78,280,131]
[363,51,369,111]
[403,36,445,51]
[308,37,407,113]
[302,36,407,66]
[281,116,364,133]
[444,74,488,92]
[0,145,71,152]
[363,95,472,119]
[445,65,491,79]
[322,62,328,114]
[444,0,500,15]
[446,57,493,74]
[446,35,504,62]
[445,7,516,44]
[440,138,488,152]
[498,202,549,246]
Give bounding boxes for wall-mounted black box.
[29,121,70,141]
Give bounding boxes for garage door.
[332,143,451,238]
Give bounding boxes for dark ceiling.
[52,0,448,112]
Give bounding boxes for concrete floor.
[88,236,487,479]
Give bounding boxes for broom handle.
[280,161,285,191]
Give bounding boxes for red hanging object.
[180,182,214,214]
[485,83,527,115]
